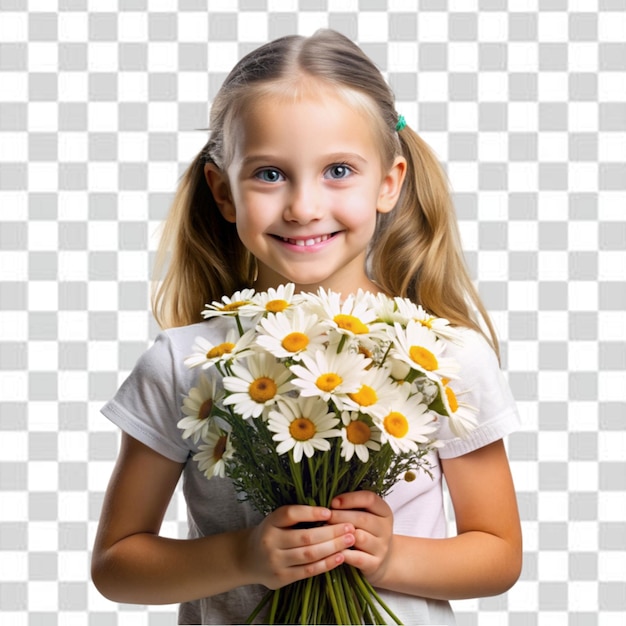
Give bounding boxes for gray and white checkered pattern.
[1,1,625,625]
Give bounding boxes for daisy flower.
[184,328,256,370]
[341,364,399,420]
[193,422,233,479]
[256,307,327,361]
[315,288,387,341]
[202,288,257,319]
[340,411,381,463]
[241,283,303,316]
[222,352,293,419]
[391,320,460,381]
[178,373,220,443]
[267,396,340,463]
[391,296,420,320]
[370,292,409,325]
[289,349,370,407]
[437,380,478,439]
[394,297,461,343]
[374,387,437,454]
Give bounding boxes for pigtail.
[151,153,255,329]
[371,125,500,359]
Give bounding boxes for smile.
[278,234,334,247]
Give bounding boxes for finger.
[286,550,347,584]
[283,525,356,568]
[287,521,356,547]
[269,504,331,529]
[327,508,375,532]
[352,526,382,553]
[261,545,348,590]
[330,491,391,517]
[340,545,377,572]
[339,530,391,576]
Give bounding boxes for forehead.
[226,83,384,162]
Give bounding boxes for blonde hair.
[152,30,499,356]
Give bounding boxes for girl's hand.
[244,505,356,590]
[328,491,394,585]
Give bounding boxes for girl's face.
[205,85,406,295]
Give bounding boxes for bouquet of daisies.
[178,284,477,625]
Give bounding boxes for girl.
[92,30,522,625]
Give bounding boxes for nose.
[283,181,323,224]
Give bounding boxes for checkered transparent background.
[1,1,625,625]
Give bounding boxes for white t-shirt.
[101,316,520,625]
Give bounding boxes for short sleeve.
[101,332,192,463]
[436,329,520,459]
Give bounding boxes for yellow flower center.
[248,377,278,403]
[418,317,434,329]
[348,384,377,407]
[404,470,417,482]
[289,417,316,441]
[334,314,369,334]
[213,435,227,461]
[281,332,309,353]
[221,300,246,312]
[198,399,213,421]
[445,386,458,413]
[408,345,439,371]
[207,342,235,359]
[383,411,409,438]
[346,420,371,445]
[266,299,289,313]
[316,373,342,392]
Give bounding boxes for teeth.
[283,235,330,246]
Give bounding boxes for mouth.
[274,233,337,247]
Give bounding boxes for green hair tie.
[395,114,407,132]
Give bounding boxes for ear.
[377,156,407,214]
[204,163,236,223]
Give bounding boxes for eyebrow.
[240,152,369,169]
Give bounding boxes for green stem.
[245,588,273,624]
[234,313,245,337]
[349,455,377,491]
[339,566,361,624]
[329,438,342,502]
[301,576,313,625]
[348,569,385,624]
[320,445,329,506]
[268,588,281,624]
[307,455,318,504]
[324,570,347,624]
[349,565,403,625]
[380,342,392,365]
[311,577,321,623]
[288,451,307,504]
[404,367,419,384]
[336,333,347,354]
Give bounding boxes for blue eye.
[325,164,352,180]
[256,169,283,183]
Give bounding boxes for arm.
[91,433,356,605]
[330,439,522,600]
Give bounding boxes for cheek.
[333,189,381,227]
[230,193,280,241]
